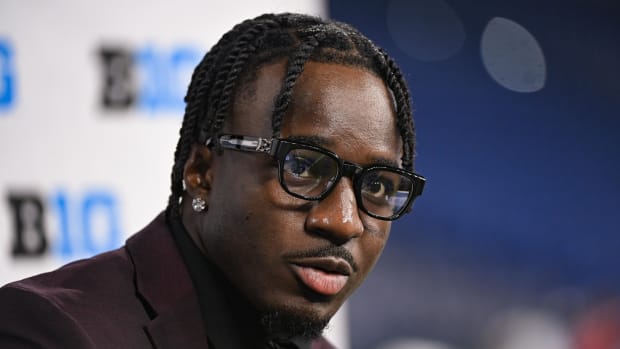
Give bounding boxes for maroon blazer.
[0,213,335,349]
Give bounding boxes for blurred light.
[481,17,546,93]
[386,0,465,61]
[481,308,570,349]
[574,298,620,349]
[377,338,458,349]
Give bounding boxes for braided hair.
[168,13,416,217]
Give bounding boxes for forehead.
[230,60,402,165]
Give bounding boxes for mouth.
[289,257,353,296]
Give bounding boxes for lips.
[289,257,353,296]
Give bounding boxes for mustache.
[283,245,358,272]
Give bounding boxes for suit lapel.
[126,213,209,349]
[145,296,207,348]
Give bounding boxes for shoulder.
[0,284,96,348]
[0,211,171,313]
[0,212,186,348]
[0,217,161,348]
[3,245,134,305]
[0,247,133,348]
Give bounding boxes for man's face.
[195,60,402,336]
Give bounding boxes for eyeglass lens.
[280,147,412,218]
[359,169,412,217]
[282,148,339,198]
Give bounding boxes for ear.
[183,144,214,200]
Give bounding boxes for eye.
[283,149,336,178]
[281,148,339,197]
[367,181,386,196]
[366,178,393,196]
[361,172,398,204]
[284,155,316,178]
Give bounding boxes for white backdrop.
[0,1,349,347]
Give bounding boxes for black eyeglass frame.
[207,134,426,220]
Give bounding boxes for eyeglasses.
[206,134,426,221]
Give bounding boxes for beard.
[259,305,331,341]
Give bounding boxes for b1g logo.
[6,189,122,258]
[98,45,202,113]
[0,38,16,111]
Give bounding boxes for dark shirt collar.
[166,209,314,349]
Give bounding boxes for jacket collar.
[125,212,335,349]
[126,212,209,348]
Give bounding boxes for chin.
[258,299,336,340]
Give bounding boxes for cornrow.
[168,31,234,212]
[167,13,416,216]
[271,33,323,138]
[379,49,415,170]
[168,18,279,214]
[201,22,268,138]
[168,48,220,211]
[209,21,279,151]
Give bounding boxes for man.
[0,13,425,348]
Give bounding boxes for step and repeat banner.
[0,1,351,348]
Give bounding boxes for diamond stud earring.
[192,197,206,212]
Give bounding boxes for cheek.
[356,223,391,276]
[201,171,293,261]
[200,194,279,298]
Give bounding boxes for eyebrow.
[283,135,402,168]
[370,157,400,168]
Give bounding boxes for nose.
[305,178,364,244]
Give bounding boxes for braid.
[167,21,255,215]
[167,13,417,214]
[271,33,323,138]
[167,18,279,215]
[199,20,266,140]
[167,45,222,214]
[379,50,415,170]
[210,21,278,150]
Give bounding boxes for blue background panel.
[330,0,620,347]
